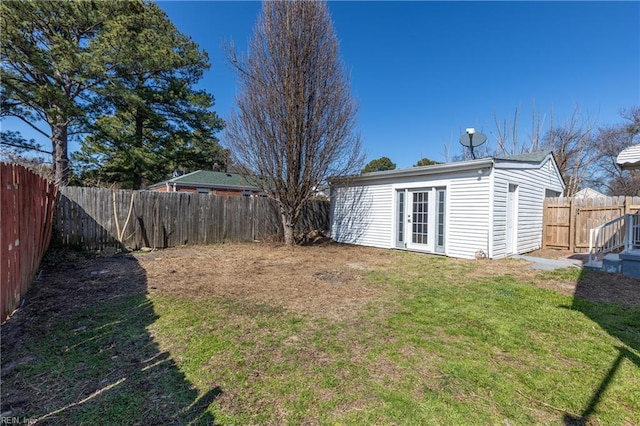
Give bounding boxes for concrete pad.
[511,255,582,271]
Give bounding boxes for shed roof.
[617,144,640,170]
[494,150,552,163]
[147,170,262,190]
[330,150,559,184]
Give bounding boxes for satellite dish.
[459,128,487,159]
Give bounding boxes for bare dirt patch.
[1,252,147,347]
[139,243,396,319]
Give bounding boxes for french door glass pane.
[412,191,429,245]
[437,189,445,248]
[397,191,404,243]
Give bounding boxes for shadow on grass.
[562,268,640,425]
[0,251,218,425]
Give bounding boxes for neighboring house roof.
[617,144,640,170]
[330,150,564,189]
[147,170,263,191]
[573,187,607,199]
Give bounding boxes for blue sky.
[3,1,639,169]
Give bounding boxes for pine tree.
[1,1,140,184]
[73,2,224,189]
[1,1,223,187]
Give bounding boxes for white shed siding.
[331,170,490,258]
[492,158,564,257]
[491,177,508,258]
[330,182,393,248]
[330,152,563,260]
[447,175,492,259]
[385,170,491,259]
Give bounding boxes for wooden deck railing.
[625,213,640,252]
[588,215,626,264]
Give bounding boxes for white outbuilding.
[617,144,640,170]
[329,151,565,260]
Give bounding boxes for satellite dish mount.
[459,128,487,159]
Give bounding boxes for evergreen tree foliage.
[414,158,441,167]
[73,2,224,189]
[362,157,396,173]
[1,1,138,184]
[1,0,223,188]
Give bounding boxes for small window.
[197,188,210,194]
[545,189,561,198]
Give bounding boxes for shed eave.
[618,160,640,170]
[329,158,494,185]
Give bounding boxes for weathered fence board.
[543,196,640,252]
[54,187,330,250]
[1,163,58,322]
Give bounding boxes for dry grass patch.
[139,243,396,319]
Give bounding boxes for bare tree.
[225,0,363,245]
[544,106,598,196]
[491,100,545,156]
[493,106,521,156]
[0,130,53,179]
[491,103,597,196]
[592,106,640,195]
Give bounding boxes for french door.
[397,188,445,253]
[408,190,430,249]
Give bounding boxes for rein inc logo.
[0,417,35,425]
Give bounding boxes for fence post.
[542,198,548,249]
[569,198,576,252]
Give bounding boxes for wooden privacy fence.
[55,187,330,250]
[543,196,640,252]
[1,163,58,322]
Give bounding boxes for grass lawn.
[1,244,638,425]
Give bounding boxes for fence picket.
[1,163,57,322]
[53,187,330,250]
[543,196,640,252]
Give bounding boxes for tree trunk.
[133,105,145,189]
[281,208,295,245]
[283,221,295,246]
[51,123,69,186]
